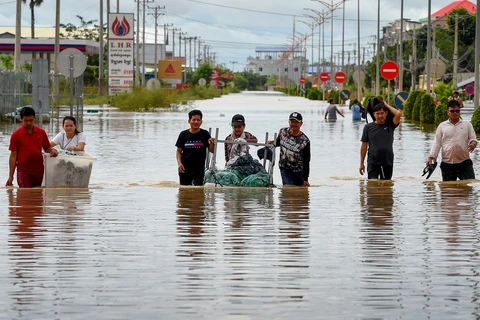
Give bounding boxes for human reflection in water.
[359,180,400,310]
[176,187,210,258]
[277,187,310,299]
[437,182,476,246]
[8,188,45,310]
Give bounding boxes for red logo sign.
[299,77,306,84]
[164,64,176,73]
[111,16,131,36]
[380,61,399,80]
[335,72,346,84]
[465,84,474,95]
[320,72,329,83]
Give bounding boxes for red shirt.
[9,125,51,178]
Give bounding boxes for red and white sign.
[380,61,399,80]
[320,72,329,83]
[299,77,306,84]
[465,84,475,95]
[108,13,134,95]
[335,72,346,83]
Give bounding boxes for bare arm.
[385,102,402,125]
[336,108,345,117]
[6,151,17,186]
[66,142,85,152]
[359,142,368,175]
[176,147,185,173]
[208,138,215,153]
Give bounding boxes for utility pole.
[148,6,165,80]
[193,37,198,70]
[229,61,238,72]
[54,0,60,95]
[188,37,193,73]
[375,0,380,96]
[172,28,180,59]
[426,0,432,93]
[183,35,188,84]
[163,22,172,61]
[142,0,154,86]
[197,39,202,66]
[14,0,21,71]
[99,0,104,95]
[135,0,140,86]
[410,26,417,91]
[399,0,404,92]
[453,14,458,89]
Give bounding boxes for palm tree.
[22,0,44,39]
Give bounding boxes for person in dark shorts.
[6,106,58,188]
[359,101,402,180]
[272,112,311,187]
[426,99,477,181]
[175,109,215,186]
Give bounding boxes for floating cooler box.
[43,151,96,188]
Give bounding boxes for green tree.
[233,74,248,90]
[0,55,14,71]
[265,74,278,87]
[22,0,43,39]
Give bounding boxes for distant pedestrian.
[325,99,344,120]
[453,91,464,108]
[351,99,365,121]
[175,109,215,186]
[359,101,402,180]
[6,106,58,188]
[426,99,477,181]
[272,112,311,187]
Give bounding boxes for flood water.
[1,92,480,319]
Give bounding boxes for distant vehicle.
[15,105,50,122]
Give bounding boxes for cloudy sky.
[0,0,465,69]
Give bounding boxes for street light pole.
[312,0,344,89]
[229,61,238,72]
[426,0,431,94]
[399,0,404,92]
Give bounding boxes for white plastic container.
[43,151,96,188]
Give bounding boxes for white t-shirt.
[52,132,87,150]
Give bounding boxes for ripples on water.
[1,92,480,319]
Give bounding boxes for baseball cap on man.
[231,114,245,126]
[289,112,303,122]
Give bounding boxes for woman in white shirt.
[50,116,86,152]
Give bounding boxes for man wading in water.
[359,101,402,180]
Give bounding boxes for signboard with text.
[108,13,134,95]
[158,60,182,84]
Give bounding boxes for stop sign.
[319,72,329,82]
[299,77,306,84]
[380,61,399,80]
[335,72,346,84]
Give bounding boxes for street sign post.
[394,91,409,110]
[380,61,399,80]
[299,77,306,84]
[335,72,346,83]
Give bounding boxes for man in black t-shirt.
[359,101,402,180]
[175,109,214,186]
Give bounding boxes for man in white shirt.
[427,99,477,181]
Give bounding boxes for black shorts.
[179,170,205,186]
[367,164,393,180]
[440,159,475,181]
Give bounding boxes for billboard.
[108,13,134,95]
[158,60,182,84]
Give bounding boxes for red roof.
[432,0,476,17]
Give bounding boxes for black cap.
[289,112,303,122]
[231,114,245,126]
